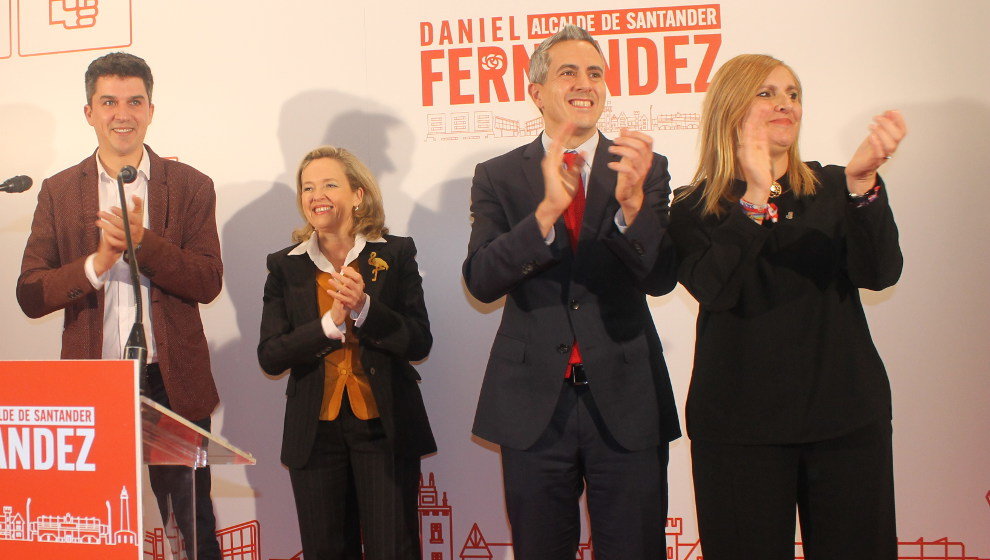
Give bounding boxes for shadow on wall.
[210,89,415,559]
[846,99,990,552]
[1,103,57,236]
[405,150,505,450]
[1,104,63,354]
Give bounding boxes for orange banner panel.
[528,5,721,38]
[0,360,140,560]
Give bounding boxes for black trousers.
[500,383,669,560]
[146,363,222,560]
[289,395,421,560]
[691,420,897,560]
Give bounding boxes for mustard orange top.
[316,270,379,421]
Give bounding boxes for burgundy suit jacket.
[17,145,222,421]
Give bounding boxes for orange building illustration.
[0,486,138,546]
[425,101,699,142]
[3,472,984,560]
[253,474,990,560]
[420,472,454,560]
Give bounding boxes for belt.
[566,363,588,386]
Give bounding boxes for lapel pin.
[368,252,389,281]
[785,211,794,220]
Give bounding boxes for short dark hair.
[85,52,154,105]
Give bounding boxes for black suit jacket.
[463,133,681,451]
[258,235,436,468]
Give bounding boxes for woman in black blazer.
[668,55,907,560]
[258,146,435,560]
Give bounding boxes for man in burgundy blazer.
[17,146,222,418]
[16,52,223,559]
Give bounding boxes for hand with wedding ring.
[845,110,907,195]
[329,265,367,315]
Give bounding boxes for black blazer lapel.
[284,252,321,324]
[522,134,548,208]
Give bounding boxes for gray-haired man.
[463,25,680,559]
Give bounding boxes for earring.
[353,205,360,211]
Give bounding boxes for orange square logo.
[18,0,131,57]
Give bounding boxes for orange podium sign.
[0,360,141,560]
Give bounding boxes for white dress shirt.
[83,148,157,362]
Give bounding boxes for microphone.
[123,326,148,375]
[1,175,33,193]
[118,166,137,184]
[115,164,146,390]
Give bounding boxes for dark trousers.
[691,420,897,560]
[500,383,669,560]
[289,395,421,560]
[146,364,222,560]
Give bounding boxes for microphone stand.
[115,166,148,394]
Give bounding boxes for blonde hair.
[675,54,818,216]
[291,146,388,242]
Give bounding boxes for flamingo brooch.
[368,252,389,281]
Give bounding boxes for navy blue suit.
[463,133,680,559]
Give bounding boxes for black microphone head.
[1,175,33,193]
[118,166,138,184]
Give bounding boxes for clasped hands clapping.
[738,106,908,205]
[94,194,145,275]
[327,267,367,325]
[536,123,655,237]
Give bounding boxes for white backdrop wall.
[1,1,988,559]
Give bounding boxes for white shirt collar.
[96,146,151,183]
[288,231,386,273]
[541,131,599,174]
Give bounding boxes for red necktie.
[561,151,586,252]
[561,151,584,375]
